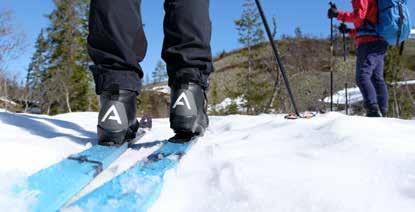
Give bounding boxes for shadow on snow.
[0,112,96,146]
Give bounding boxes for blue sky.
[2,0,414,82]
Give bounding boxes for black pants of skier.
[356,40,388,113]
[88,0,213,94]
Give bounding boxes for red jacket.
[337,0,381,46]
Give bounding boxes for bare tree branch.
[0,9,26,72]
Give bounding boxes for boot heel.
[170,116,197,133]
[97,125,127,146]
[170,83,208,135]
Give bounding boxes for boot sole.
[97,118,141,146]
[170,115,206,136]
[97,125,127,146]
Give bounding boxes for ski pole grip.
[329,2,336,9]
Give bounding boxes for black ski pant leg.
[162,0,214,89]
[355,41,388,112]
[88,0,147,94]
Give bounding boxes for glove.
[327,3,338,19]
[338,23,351,34]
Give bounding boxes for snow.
[323,87,363,105]
[210,96,247,112]
[0,97,18,106]
[323,80,415,105]
[395,80,415,86]
[149,85,170,94]
[1,111,415,211]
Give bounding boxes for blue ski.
[67,138,198,212]
[15,129,147,212]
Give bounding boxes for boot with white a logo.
[98,85,139,146]
[170,83,209,140]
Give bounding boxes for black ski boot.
[380,108,388,117]
[98,84,139,146]
[170,83,209,142]
[366,109,382,118]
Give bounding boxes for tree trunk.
[247,42,252,114]
[24,86,30,113]
[87,93,92,112]
[392,86,400,118]
[4,80,7,112]
[24,98,29,113]
[47,104,51,115]
[395,60,401,117]
[65,91,72,113]
[267,81,280,111]
[63,83,72,113]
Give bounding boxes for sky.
[2,0,415,82]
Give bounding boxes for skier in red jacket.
[328,0,389,117]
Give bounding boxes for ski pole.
[254,0,300,116]
[345,83,349,115]
[329,1,335,112]
[399,41,405,56]
[340,22,348,115]
[342,24,347,61]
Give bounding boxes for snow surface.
[0,97,18,106]
[323,87,363,105]
[149,85,170,95]
[323,80,415,105]
[1,111,415,212]
[209,97,247,112]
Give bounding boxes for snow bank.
[323,80,415,105]
[1,111,415,211]
[0,97,18,106]
[150,85,170,94]
[210,97,247,112]
[323,87,363,105]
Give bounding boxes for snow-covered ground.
[149,85,170,94]
[0,97,18,106]
[209,96,247,113]
[323,80,415,105]
[323,87,363,105]
[1,111,415,212]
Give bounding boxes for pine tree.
[27,30,47,92]
[45,0,91,113]
[294,27,303,39]
[234,0,265,114]
[78,0,97,112]
[26,30,49,111]
[235,0,264,47]
[26,0,99,114]
[152,60,167,84]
